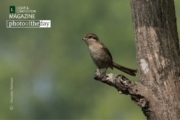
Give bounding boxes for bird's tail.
[112,62,137,76]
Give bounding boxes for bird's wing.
[100,41,113,60]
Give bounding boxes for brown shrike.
[82,33,137,76]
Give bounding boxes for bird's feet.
[93,69,106,80]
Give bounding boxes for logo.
[7,6,51,28]
[10,6,15,13]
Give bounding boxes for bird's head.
[82,33,99,45]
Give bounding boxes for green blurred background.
[0,0,179,119]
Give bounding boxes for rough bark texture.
[93,0,180,120]
[131,0,180,119]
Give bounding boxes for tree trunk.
[94,0,180,120]
[130,0,180,119]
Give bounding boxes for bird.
[82,33,137,76]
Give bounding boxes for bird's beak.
[82,37,86,41]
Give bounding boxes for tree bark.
[94,0,180,120]
[130,0,180,119]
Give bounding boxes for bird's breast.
[88,44,112,68]
[88,44,103,58]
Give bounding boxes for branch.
[93,70,151,117]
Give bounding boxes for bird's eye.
[89,36,92,38]
[87,35,97,40]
